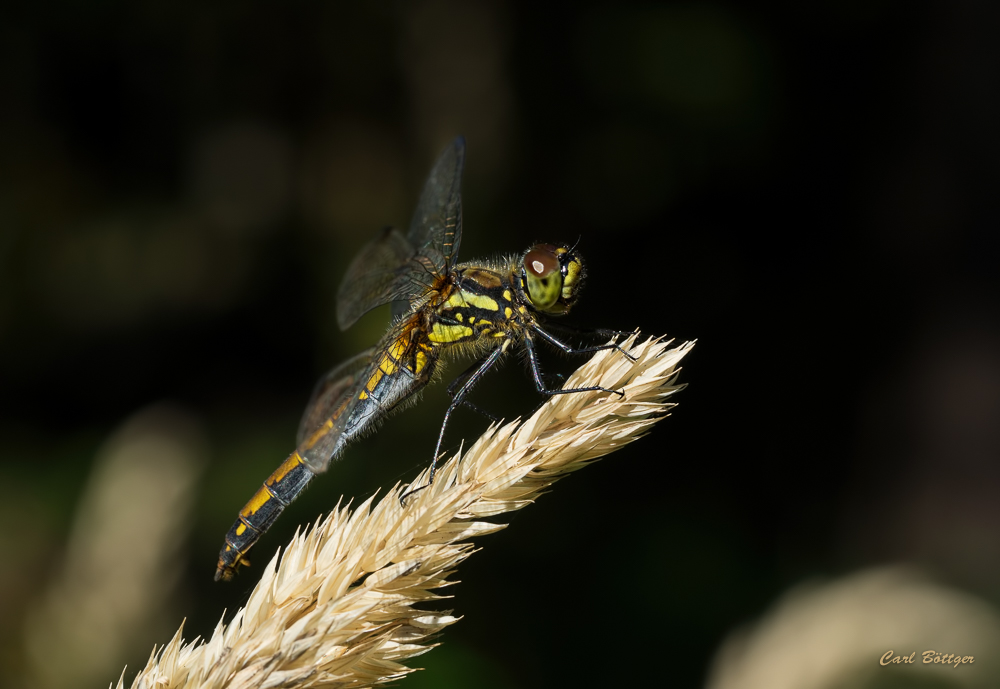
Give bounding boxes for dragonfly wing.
[298,318,434,473]
[336,227,419,331]
[407,137,465,274]
[336,137,467,330]
[296,348,375,447]
[390,298,412,322]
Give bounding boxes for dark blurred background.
[2,1,999,688]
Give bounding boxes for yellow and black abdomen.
[215,321,437,581]
[216,450,314,580]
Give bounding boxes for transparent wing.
[336,227,418,331]
[406,136,465,276]
[335,139,466,330]
[296,348,375,447]
[390,297,413,323]
[296,316,433,474]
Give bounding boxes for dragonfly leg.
[531,323,637,362]
[540,321,636,339]
[524,329,625,398]
[401,344,507,504]
[447,358,502,424]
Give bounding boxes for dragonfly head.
[518,243,584,315]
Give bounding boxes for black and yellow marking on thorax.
[429,321,475,344]
[426,267,522,346]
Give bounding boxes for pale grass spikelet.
[705,568,1000,688]
[24,405,206,689]
[117,334,692,689]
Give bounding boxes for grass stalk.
[116,334,692,689]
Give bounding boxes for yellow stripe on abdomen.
[266,451,304,486]
[388,336,408,361]
[241,484,273,519]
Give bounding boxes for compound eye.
[524,245,559,278]
[523,244,563,311]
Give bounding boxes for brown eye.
[524,245,558,277]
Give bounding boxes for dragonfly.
[215,137,634,581]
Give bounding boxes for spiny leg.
[539,320,636,342]
[400,344,507,504]
[523,329,626,398]
[530,323,637,363]
[447,358,502,424]
[527,322,636,368]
